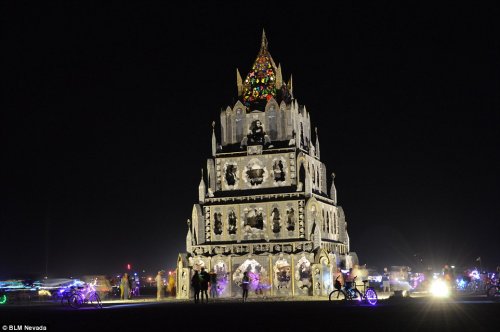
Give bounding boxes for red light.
[127,264,131,270]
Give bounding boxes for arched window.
[298,163,306,191]
[327,211,330,233]
[322,210,326,232]
[226,113,232,144]
[334,212,338,234]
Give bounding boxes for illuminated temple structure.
[176,32,358,299]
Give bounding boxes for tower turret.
[236,68,243,96]
[315,127,320,159]
[198,169,206,203]
[211,121,216,157]
[330,172,337,205]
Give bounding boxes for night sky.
[2,2,499,278]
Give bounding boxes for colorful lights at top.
[242,31,277,106]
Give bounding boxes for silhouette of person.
[191,270,201,304]
[209,268,218,298]
[242,272,250,302]
[200,267,210,303]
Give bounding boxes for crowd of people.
[191,267,219,304]
[114,270,176,301]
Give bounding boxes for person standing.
[167,272,176,297]
[209,268,218,299]
[242,272,250,302]
[155,271,164,300]
[383,267,391,293]
[120,273,130,300]
[127,274,133,299]
[131,277,138,297]
[200,267,210,303]
[191,270,201,304]
[334,268,344,289]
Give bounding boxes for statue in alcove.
[286,207,296,231]
[228,210,237,235]
[214,212,223,235]
[245,159,266,186]
[273,160,285,182]
[271,207,281,233]
[240,120,272,148]
[255,209,264,229]
[244,208,264,230]
[225,164,238,187]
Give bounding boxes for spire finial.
[315,127,320,159]
[198,169,206,203]
[260,28,268,53]
[236,68,243,96]
[211,121,217,156]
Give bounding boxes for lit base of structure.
[176,248,358,299]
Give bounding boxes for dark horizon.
[2,2,499,279]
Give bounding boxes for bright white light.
[430,280,450,297]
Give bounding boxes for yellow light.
[430,280,450,297]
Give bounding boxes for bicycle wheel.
[329,290,346,302]
[68,294,83,309]
[486,286,499,300]
[365,287,378,305]
[352,289,363,302]
[89,292,103,309]
[61,292,71,306]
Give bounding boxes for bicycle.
[59,286,80,305]
[329,276,378,305]
[486,282,499,301]
[67,282,102,309]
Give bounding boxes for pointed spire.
[236,68,243,96]
[330,172,337,205]
[211,121,216,157]
[276,63,283,87]
[287,74,293,93]
[198,168,206,203]
[186,219,193,251]
[260,28,268,53]
[315,127,320,159]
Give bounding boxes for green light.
[0,294,7,304]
